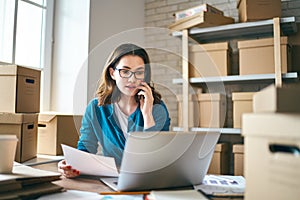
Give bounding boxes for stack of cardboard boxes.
[0,64,41,162]
[242,84,300,200]
[0,64,83,162]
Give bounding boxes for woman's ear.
[109,67,116,80]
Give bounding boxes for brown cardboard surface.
[242,113,300,138]
[232,144,244,176]
[189,42,231,77]
[232,92,255,128]
[198,93,226,128]
[174,3,224,21]
[0,113,38,162]
[0,64,41,113]
[242,113,300,200]
[253,84,300,113]
[208,143,230,175]
[237,0,281,22]
[169,11,234,31]
[37,113,82,155]
[238,37,291,75]
[177,95,200,127]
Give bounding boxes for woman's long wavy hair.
[96,43,162,106]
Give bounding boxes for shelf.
[173,127,241,135]
[172,17,297,43]
[172,72,299,84]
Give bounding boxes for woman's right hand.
[58,159,80,178]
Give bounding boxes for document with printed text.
[61,144,119,177]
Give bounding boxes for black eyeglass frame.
[115,68,145,80]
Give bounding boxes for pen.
[99,191,150,195]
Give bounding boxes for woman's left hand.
[137,82,155,128]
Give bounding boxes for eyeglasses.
[115,68,145,80]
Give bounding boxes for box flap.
[242,113,300,138]
[38,112,82,123]
[0,64,18,75]
[190,42,229,52]
[232,92,255,101]
[169,11,234,31]
[253,84,300,113]
[238,37,288,49]
[38,114,57,123]
[0,64,41,78]
[198,93,225,101]
[233,144,244,153]
[0,113,38,124]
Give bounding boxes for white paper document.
[61,144,119,177]
[194,175,245,196]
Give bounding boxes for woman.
[58,43,171,178]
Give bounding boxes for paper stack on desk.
[0,162,63,199]
[194,175,245,197]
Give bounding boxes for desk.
[27,159,243,200]
[26,158,113,193]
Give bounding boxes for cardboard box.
[198,93,226,128]
[232,92,255,128]
[237,0,281,22]
[0,113,38,162]
[37,113,82,155]
[0,64,41,113]
[233,144,244,176]
[177,95,199,127]
[169,11,234,31]
[238,37,291,75]
[253,84,300,113]
[174,4,224,21]
[189,42,231,77]
[208,143,230,175]
[242,113,300,200]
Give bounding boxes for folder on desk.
[0,163,63,199]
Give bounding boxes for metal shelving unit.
[173,72,299,84]
[172,16,297,43]
[173,16,298,134]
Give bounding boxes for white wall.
[88,0,145,102]
[50,0,145,113]
[51,0,90,114]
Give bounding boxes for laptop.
[100,131,220,191]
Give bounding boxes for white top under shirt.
[114,103,129,138]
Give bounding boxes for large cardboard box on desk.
[37,113,82,155]
[233,144,244,176]
[189,42,231,77]
[242,113,300,200]
[237,0,281,22]
[0,113,38,162]
[198,93,226,128]
[0,64,40,113]
[232,92,255,128]
[207,143,229,175]
[238,37,291,75]
[253,84,300,113]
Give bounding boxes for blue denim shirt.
[77,98,171,166]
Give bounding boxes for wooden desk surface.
[30,161,113,193]
[29,161,243,199]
